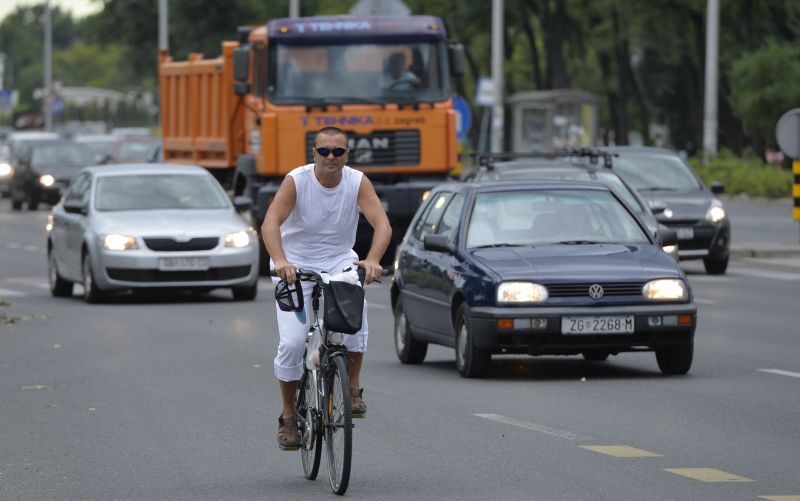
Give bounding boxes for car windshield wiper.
[554,240,604,245]
[638,186,678,192]
[471,243,526,249]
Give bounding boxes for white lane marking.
[474,413,588,440]
[368,303,391,310]
[758,368,800,379]
[732,268,800,281]
[22,245,40,252]
[0,287,27,297]
[694,298,718,305]
[6,243,20,249]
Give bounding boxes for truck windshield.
[267,41,449,104]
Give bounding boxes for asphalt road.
[1,200,799,501]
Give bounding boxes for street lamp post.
[490,0,504,153]
[702,0,719,161]
[44,0,53,131]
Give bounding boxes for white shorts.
[272,256,368,382]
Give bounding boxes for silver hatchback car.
[46,164,260,302]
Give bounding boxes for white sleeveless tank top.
[280,164,363,270]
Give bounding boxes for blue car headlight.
[497,282,548,304]
[642,279,687,300]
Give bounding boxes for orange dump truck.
[159,15,465,268]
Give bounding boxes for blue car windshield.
[95,174,230,211]
[466,189,649,248]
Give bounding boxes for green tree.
[729,41,800,154]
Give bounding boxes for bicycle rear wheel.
[297,369,322,480]
[325,354,352,495]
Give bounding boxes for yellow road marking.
[580,445,662,457]
[759,497,800,501]
[663,468,753,482]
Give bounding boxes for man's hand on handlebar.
[273,259,297,284]
[353,259,385,285]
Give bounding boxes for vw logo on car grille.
[588,284,604,299]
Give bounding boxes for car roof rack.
[471,148,618,170]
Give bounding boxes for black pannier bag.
[323,280,365,334]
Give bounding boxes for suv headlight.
[102,234,138,251]
[0,162,12,177]
[224,230,252,248]
[705,199,726,223]
[643,279,687,300]
[39,174,55,187]
[497,282,548,304]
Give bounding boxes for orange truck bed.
[158,42,243,169]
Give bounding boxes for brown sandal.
[351,388,367,418]
[277,414,300,450]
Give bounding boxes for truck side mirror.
[448,43,465,77]
[233,46,250,96]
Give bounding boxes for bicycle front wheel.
[297,369,322,480]
[325,354,352,495]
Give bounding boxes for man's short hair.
[314,127,348,146]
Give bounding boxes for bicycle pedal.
[352,414,366,419]
[279,445,300,451]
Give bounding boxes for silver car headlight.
[102,234,138,251]
[705,199,726,223]
[0,162,12,177]
[497,282,548,304]
[643,279,687,300]
[224,230,252,248]
[39,174,55,187]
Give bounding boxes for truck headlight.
[497,282,548,304]
[705,199,726,223]
[102,234,138,251]
[224,230,252,248]
[0,162,12,177]
[643,279,687,300]
[39,174,55,187]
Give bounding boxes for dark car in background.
[9,140,95,210]
[600,146,730,274]
[465,151,678,259]
[391,180,696,378]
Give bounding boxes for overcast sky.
[0,0,101,22]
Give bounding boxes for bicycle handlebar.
[269,265,390,285]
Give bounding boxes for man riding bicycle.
[262,126,392,449]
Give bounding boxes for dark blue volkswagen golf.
[391,180,697,378]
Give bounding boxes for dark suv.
[599,147,730,274]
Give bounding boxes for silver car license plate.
[562,316,634,335]
[158,257,209,271]
[676,227,694,240]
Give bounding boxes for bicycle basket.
[323,280,365,334]
[275,279,304,312]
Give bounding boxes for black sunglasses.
[314,147,348,158]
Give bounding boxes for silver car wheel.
[395,311,407,354]
[48,252,57,289]
[83,256,92,295]
[456,323,468,369]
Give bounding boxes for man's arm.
[261,176,297,284]
[355,175,392,284]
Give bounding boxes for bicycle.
[272,265,387,495]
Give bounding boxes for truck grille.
[305,130,420,167]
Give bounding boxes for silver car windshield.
[466,189,649,249]
[95,174,230,211]
[613,154,703,191]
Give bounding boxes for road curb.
[730,246,800,258]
